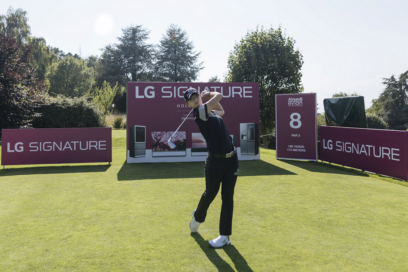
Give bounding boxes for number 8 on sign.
[290,113,302,129]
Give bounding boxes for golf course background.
[1,130,408,271]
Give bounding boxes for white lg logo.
[290,113,302,129]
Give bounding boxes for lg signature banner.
[275,93,318,161]
[1,128,112,166]
[320,126,408,180]
[127,82,260,163]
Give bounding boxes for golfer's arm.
[205,92,222,114]
[214,103,225,117]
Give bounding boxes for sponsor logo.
[288,97,303,107]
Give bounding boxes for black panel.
[136,127,145,142]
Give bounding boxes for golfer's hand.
[201,91,211,100]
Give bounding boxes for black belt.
[208,148,237,158]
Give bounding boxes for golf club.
[167,108,194,149]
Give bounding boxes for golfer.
[184,88,238,248]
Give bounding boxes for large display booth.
[126,82,260,163]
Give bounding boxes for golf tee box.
[126,82,260,163]
[1,128,112,166]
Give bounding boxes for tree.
[96,44,125,86]
[50,47,66,61]
[0,35,47,132]
[366,99,383,115]
[92,81,119,115]
[0,7,31,45]
[27,37,58,81]
[332,92,360,97]
[227,26,303,147]
[117,25,155,82]
[156,24,203,82]
[208,76,221,82]
[96,25,156,87]
[48,56,95,97]
[85,55,99,69]
[377,71,408,130]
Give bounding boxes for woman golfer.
[184,88,238,248]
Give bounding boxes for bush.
[113,116,124,129]
[366,113,388,129]
[32,96,105,128]
[121,120,127,129]
[261,135,276,150]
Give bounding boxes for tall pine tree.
[156,25,203,82]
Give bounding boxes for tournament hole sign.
[127,82,260,163]
[275,93,318,161]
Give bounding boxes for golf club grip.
[169,109,193,140]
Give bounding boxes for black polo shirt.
[193,104,234,154]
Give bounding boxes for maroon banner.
[127,82,260,163]
[1,128,112,166]
[275,93,318,161]
[320,126,407,180]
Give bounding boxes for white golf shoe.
[190,209,201,233]
[209,235,231,248]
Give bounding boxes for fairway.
[1,130,408,271]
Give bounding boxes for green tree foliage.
[366,99,383,114]
[332,92,360,97]
[27,37,58,81]
[32,96,104,128]
[85,55,98,69]
[48,56,95,97]
[0,7,31,45]
[208,76,221,82]
[366,113,387,129]
[92,81,119,115]
[156,24,203,82]
[227,26,303,146]
[317,113,326,141]
[97,25,156,87]
[377,71,408,130]
[96,44,125,86]
[117,25,155,82]
[0,35,47,132]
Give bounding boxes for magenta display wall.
[275,93,318,161]
[127,82,260,163]
[320,126,408,180]
[1,128,112,166]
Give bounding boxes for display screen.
[136,127,145,142]
[248,125,254,141]
[151,131,186,152]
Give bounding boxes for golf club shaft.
[169,109,193,140]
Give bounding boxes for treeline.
[316,71,408,132]
[0,7,203,133]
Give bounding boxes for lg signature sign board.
[320,126,408,180]
[127,82,260,163]
[1,128,112,166]
[275,93,318,161]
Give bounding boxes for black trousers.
[194,153,239,236]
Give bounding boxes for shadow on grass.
[191,233,253,272]
[117,159,296,181]
[280,159,370,177]
[0,164,110,177]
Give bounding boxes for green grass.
[1,129,408,271]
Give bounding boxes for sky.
[2,0,407,111]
